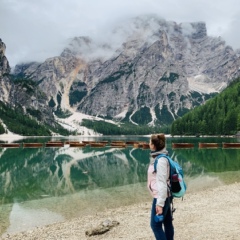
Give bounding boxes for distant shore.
[0,132,239,141]
[2,182,240,240]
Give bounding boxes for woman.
[147,133,174,240]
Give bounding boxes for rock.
[85,219,120,236]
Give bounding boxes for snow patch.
[129,110,139,125]
[54,112,118,136]
[148,107,157,126]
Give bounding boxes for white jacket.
[147,148,170,207]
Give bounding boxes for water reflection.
[0,141,240,204]
[0,136,239,236]
[0,146,151,204]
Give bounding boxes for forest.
[0,101,71,136]
[171,78,240,136]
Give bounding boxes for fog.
[1,0,240,67]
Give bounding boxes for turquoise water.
[0,136,239,236]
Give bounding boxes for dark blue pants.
[150,198,174,240]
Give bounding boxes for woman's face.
[149,139,156,151]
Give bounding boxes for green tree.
[0,122,5,134]
[171,78,240,136]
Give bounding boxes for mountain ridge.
[1,15,240,135]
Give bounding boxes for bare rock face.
[0,39,56,128]
[12,16,240,125]
[0,39,11,103]
[0,39,10,76]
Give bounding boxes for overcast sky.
[1,0,240,67]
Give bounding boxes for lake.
[0,136,240,236]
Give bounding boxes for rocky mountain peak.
[0,39,11,103]
[9,16,240,126]
[0,39,11,76]
[180,22,207,39]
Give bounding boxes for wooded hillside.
[171,78,240,135]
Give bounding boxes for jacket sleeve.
[156,157,169,207]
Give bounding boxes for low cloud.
[1,0,240,67]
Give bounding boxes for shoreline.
[2,182,240,240]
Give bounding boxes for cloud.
[1,0,240,67]
[220,11,240,49]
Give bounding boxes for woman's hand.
[156,205,163,215]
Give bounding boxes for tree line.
[81,119,171,135]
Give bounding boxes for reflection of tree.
[172,148,240,174]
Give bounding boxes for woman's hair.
[150,133,166,151]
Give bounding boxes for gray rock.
[85,219,120,236]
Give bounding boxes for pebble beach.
[1,182,240,240]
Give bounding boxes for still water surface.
[0,136,240,236]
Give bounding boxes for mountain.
[0,39,70,136]
[2,15,240,134]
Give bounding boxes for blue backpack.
[154,154,187,198]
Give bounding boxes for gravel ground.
[1,182,240,240]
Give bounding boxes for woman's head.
[149,133,166,151]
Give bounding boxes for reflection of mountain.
[1,144,239,205]
[0,146,150,204]
[73,148,150,189]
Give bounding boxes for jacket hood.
[150,148,168,164]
